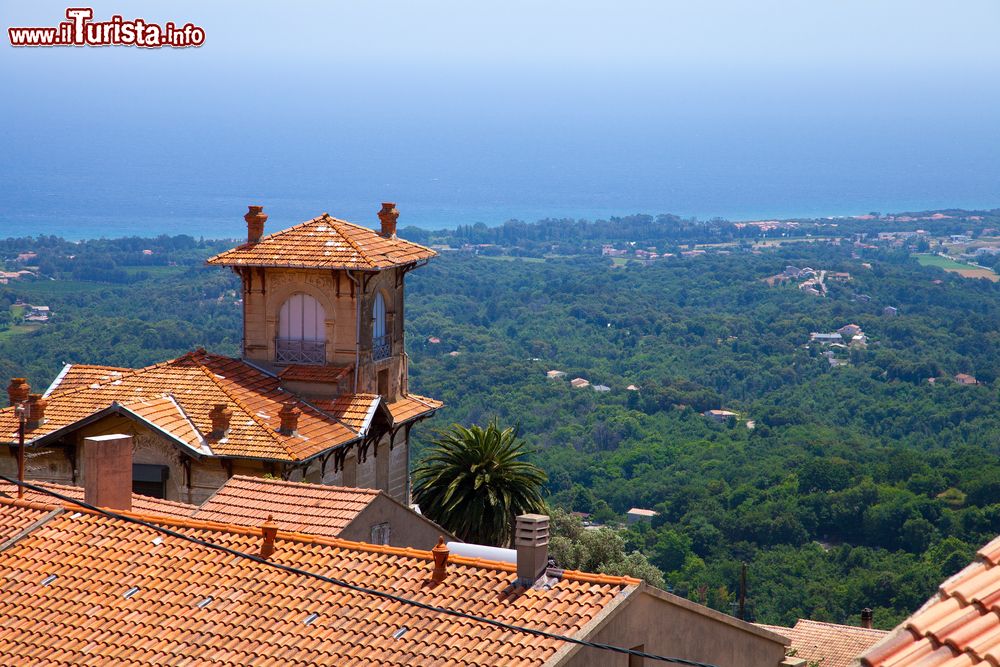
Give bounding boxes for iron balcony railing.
[372,334,392,361]
[275,338,326,364]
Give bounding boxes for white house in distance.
[809,332,843,344]
[546,370,567,380]
[570,378,591,389]
[627,508,658,524]
[837,324,863,337]
[703,409,738,423]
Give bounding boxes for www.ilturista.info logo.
[8,8,205,48]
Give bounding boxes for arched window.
[276,293,326,364]
[372,291,390,361]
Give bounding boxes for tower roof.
[206,213,437,271]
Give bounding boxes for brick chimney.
[245,205,268,244]
[25,394,47,428]
[208,403,232,440]
[7,378,29,407]
[432,536,449,581]
[515,514,550,585]
[260,514,278,559]
[861,607,873,629]
[277,402,300,435]
[82,434,133,512]
[378,202,399,239]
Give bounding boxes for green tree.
[548,509,665,587]
[412,420,546,546]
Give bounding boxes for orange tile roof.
[388,393,443,424]
[278,363,352,384]
[0,500,52,542]
[0,479,197,520]
[42,363,132,396]
[0,496,639,665]
[861,534,1000,666]
[313,393,382,432]
[206,213,437,271]
[0,351,362,462]
[192,475,381,538]
[755,619,886,667]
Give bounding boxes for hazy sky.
[2,1,999,235]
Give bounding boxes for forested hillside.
[2,220,1000,629]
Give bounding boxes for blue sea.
[3,63,999,240]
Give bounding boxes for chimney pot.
[277,402,300,435]
[245,205,268,244]
[260,514,278,559]
[208,403,232,440]
[25,394,47,427]
[432,536,449,580]
[7,377,29,407]
[861,607,873,629]
[515,513,550,585]
[378,202,399,238]
[82,434,133,512]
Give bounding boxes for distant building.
[809,332,843,344]
[570,378,590,389]
[703,409,738,423]
[954,373,979,385]
[850,333,868,347]
[546,370,567,380]
[427,336,442,344]
[626,384,640,391]
[882,306,898,317]
[837,324,863,337]
[592,384,611,393]
[626,508,658,524]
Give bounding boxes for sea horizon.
[3,196,999,242]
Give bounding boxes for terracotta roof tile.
[754,619,886,667]
[0,500,53,542]
[278,363,353,384]
[313,393,381,432]
[388,393,443,424]
[0,480,197,520]
[862,533,1000,666]
[206,214,437,271]
[192,475,380,538]
[43,363,133,396]
[0,350,364,462]
[0,496,638,665]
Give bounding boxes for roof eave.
[6,404,208,460]
[205,259,431,272]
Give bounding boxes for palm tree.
[412,420,547,546]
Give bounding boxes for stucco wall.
[560,588,787,667]
[337,494,450,550]
[241,266,407,402]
